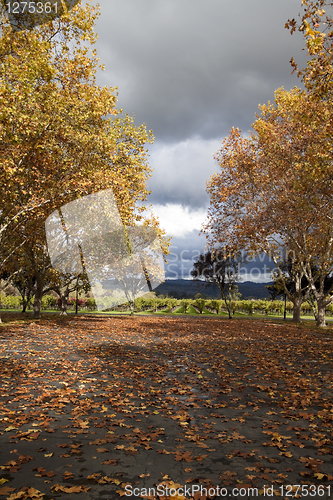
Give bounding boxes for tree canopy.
[203,87,333,326]
[203,1,333,326]
[191,248,242,319]
[286,0,333,97]
[0,1,169,316]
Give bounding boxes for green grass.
[0,307,330,323]
[173,306,185,314]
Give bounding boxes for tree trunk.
[21,288,32,313]
[292,299,302,323]
[227,299,233,319]
[222,296,232,319]
[33,294,42,318]
[316,299,326,327]
[130,301,135,316]
[59,295,68,315]
[33,277,44,318]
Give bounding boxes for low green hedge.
[0,294,329,317]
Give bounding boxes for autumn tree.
[203,2,333,327]
[267,256,310,301]
[0,1,169,317]
[0,264,36,313]
[48,270,90,315]
[265,253,312,322]
[286,0,333,98]
[267,256,333,321]
[1,218,90,315]
[191,248,242,319]
[203,87,333,326]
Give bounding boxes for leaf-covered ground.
[0,315,332,499]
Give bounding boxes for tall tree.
[266,253,312,322]
[283,1,333,324]
[191,248,242,319]
[0,1,169,317]
[0,264,36,313]
[268,256,333,321]
[203,87,333,326]
[48,271,90,315]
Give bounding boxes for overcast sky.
[93,0,307,281]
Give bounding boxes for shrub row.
[0,295,97,311]
[0,294,330,316]
[114,298,333,316]
[56,298,96,310]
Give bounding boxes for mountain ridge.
[154,279,273,300]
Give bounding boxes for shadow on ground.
[0,315,332,499]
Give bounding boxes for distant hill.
[154,279,272,300]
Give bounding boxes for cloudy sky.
[93,0,307,281]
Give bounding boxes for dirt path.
[0,316,332,499]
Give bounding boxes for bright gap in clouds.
[150,203,208,238]
[147,137,221,209]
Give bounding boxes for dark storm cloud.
[164,231,208,280]
[164,232,278,282]
[95,0,307,143]
[92,0,309,278]
[145,138,221,208]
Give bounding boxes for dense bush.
[86,298,97,310]
[301,301,313,315]
[193,298,206,314]
[242,300,255,315]
[54,298,90,311]
[134,297,145,312]
[181,299,191,313]
[167,298,179,312]
[68,298,88,309]
[0,295,21,309]
[0,294,97,311]
[206,300,221,314]
[42,295,57,309]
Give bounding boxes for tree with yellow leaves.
[0,1,169,317]
[204,87,333,326]
[286,0,333,97]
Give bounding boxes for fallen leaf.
[0,487,15,496]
